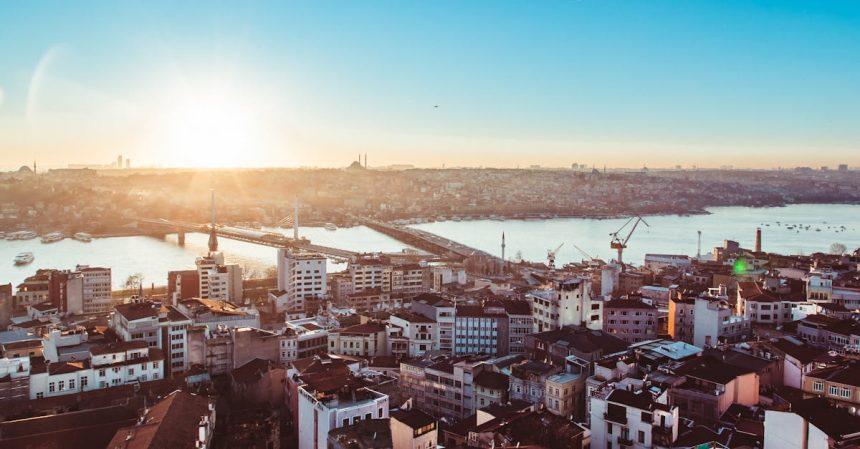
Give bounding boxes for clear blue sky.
[1,1,859,169]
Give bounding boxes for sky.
[1,0,859,170]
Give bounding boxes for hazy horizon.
[2,1,860,169]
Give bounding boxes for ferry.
[73,232,93,242]
[324,223,338,231]
[41,232,65,243]
[14,252,34,265]
[7,231,38,240]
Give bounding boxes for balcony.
[604,412,627,425]
[652,425,673,446]
[617,435,634,447]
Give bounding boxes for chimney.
[755,227,762,253]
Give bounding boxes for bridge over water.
[137,218,359,259]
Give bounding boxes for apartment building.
[298,373,390,449]
[473,371,509,410]
[277,249,327,311]
[590,387,680,449]
[399,355,491,420]
[529,278,602,333]
[350,256,391,293]
[668,296,695,344]
[454,303,508,356]
[389,263,429,294]
[390,311,437,357]
[196,253,243,303]
[801,363,860,414]
[509,359,561,405]
[111,301,192,375]
[545,372,583,418]
[29,341,163,399]
[692,296,750,348]
[411,293,455,353]
[736,281,804,326]
[328,322,389,357]
[669,356,759,424]
[391,409,439,449]
[764,397,860,449]
[603,299,657,344]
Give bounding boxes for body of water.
[0,225,413,289]
[410,204,860,266]
[1,204,858,289]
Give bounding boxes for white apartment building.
[276,249,327,312]
[349,256,391,292]
[590,387,680,449]
[529,278,602,333]
[411,294,455,353]
[693,296,751,348]
[196,253,243,303]
[390,311,437,357]
[111,301,193,375]
[29,341,163,399]
[76,265,112,314]
[298,379,389,449]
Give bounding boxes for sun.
[155,85,269,168]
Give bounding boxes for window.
[81,377,88,388]
[58,380,65,390]
[638,430,645,443]
[813,381,823,392]
[69,379,76,389]
[49,382,56,393]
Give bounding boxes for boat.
[324,223,338,231]
[73,232,93,242]
[8,230,37,240]
[14,252,34,265]
[41,232,65,243]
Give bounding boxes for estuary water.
[1,204,858,289]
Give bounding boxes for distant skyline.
[2,1,860,170]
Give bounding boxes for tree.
[124,273,144,292]
[830,242,847,255]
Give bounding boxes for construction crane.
[572,243,596,262]
[547,242,564,271]
[609,216,649,265]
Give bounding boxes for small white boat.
[324,223,338,231]
[14,252,34,265]
[41,232,65,243]
[73,232,93,242]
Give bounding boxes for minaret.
[697,230,702,260]
[364,153,367,168]
[501,232,506,261]
[207,190,218,253]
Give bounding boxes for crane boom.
[609,216,650,265]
